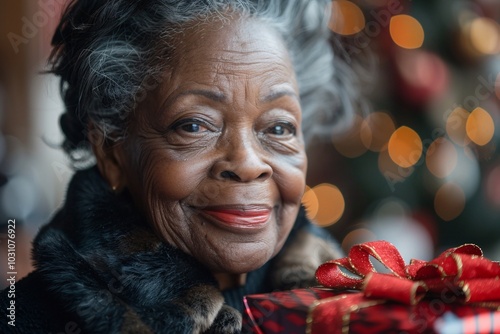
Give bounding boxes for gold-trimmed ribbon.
[316,241,500,306]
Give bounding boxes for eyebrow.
[261,89,299,103]
[175,89,226,102]
[170,87,299,104]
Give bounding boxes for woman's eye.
[267,123,296,136]
[172,119,211,134]
[180,123,204,133]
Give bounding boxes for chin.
[215,242,282,274]
[229,259,267,274]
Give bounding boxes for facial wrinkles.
[115,16,308,275]
[210,51,290,73]
[213,58,293,92]
[145,72,299,209]
[209,238,272,270]
[177,29,295,96]
[124,120,198,251]
[197,208,275,262]
[134,105,220,205]
[184,185,278,271]
[154,195,190,251]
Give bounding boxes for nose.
[210,134,273,182]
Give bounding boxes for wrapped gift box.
[243,241,500,334]
[243,288,500,333]
[242,288,336,334]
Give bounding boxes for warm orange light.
[332,114,369,158]
[301,186,319,221]
[388,126,423,168]
[390,14,425,49]
[330,0,365,36]
[310,183,345,227]
[434,183,465,221]
[469,17,500,55]
[378,147,412,184]
[361,112,396,152]
[426,138,458,178]
[466,107,495,146]
[341,228,377,252]
[446,107,470,146]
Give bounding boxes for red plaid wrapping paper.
[242,288,336,334]
[243,288,500,333]
[243,241,500,333]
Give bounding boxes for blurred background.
[1,0,499,287]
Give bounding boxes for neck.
[213,273,247,290]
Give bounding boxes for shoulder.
[1,271,82,334]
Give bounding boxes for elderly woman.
[1,0,355,333]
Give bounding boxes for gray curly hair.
[50,0,357,166]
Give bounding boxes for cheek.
[124,140,211,205]
[272,151,307,250]
[276,151,308,205]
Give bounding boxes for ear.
[88,122,127,192]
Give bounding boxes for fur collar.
[32,167,227,333]
[31,167,341,333]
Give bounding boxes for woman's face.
[115,16,307,274]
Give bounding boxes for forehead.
[167,15,297,88]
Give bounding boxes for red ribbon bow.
[316,241,500,305]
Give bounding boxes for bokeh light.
[395,50,449,105]
[301,186,319,221]
[469,17,500,55]
[434,183,466,221]
[388,126,423,168]
[360,112,396,152]
[370,215,434,262]
[486,164,500,208]
[426,138,458,178]
[341,228,377,252]
[332,114,370,158]
[309,183,345,227]
[445,146,481,199]
[329,0,365,36]
[412,210,438,245]
[373,198,409,219]
[466,107,495,146]
[446,107,470,146]
[1,176,37,220]
[390,14,425,49]
[424,152,479,204]
[378,146,412,183]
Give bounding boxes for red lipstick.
[200,206,272,228]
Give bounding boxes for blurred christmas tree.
[304,0,500,260]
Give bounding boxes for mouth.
[196,205,273,230]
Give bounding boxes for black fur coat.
[0,167,341,333]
